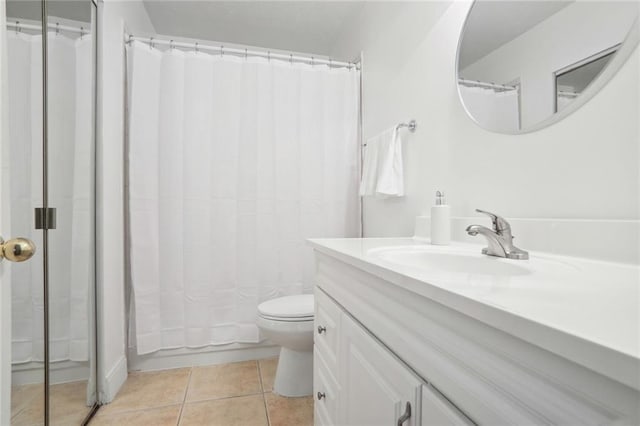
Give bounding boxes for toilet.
[257,294,314,397]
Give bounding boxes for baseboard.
[127,343,280,372]
[100,355,127,403]
[12,360,90,386]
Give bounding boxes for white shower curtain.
[7,31,92,363]
[459,85,520,133]
[127,40,360,354]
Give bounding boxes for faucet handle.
[475,209,511,233]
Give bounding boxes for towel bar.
[363,120,417,147]
[395,119,417,133]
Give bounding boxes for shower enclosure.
[2,0,98,424]
[125,35,360,362]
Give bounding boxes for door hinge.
[35,207,57,230]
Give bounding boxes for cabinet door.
[340,314,421,426]
[421,384,473,426]
[314,348,340,426]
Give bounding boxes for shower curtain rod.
[458,78,517,92]
[127,34,359,70]
[7,21,88,36]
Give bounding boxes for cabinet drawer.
[314,348,339,426]
[421,384,473,426]
[314,287,341,367]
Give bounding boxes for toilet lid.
[258,294,314,319]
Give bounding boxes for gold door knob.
[0,237,36,262]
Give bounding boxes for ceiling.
[458,1,572,69]
[142,1,365,56]
[6,0,91,23]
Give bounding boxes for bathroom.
[0,0,638,425]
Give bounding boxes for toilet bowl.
[257,294,314,397]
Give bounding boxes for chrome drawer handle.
[317,325,326,334]
[397,402,411,426]
[317,392,326,401]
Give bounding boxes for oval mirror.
[456,1,639,134]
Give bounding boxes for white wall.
[96,0,155,403]
[331,2,639,258]
[331,1,453,238]
[461,1,638,128]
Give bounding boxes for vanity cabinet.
[420,385,472,426]
[314,287,471,426]
[310,247,640,426]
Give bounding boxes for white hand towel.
[359,127,404,197]
[375,127,404,197]
[359,133,382,196]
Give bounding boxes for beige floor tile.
[11,396,44,426]
[90,405,180,426]
[265,392,313,426]
[11,381,91,426]
[180,394,267,426]
[11,383,43,422]
[99,368,190,414]
[51,381,94,425]
[258,358,278,393]
[186,361,261,402]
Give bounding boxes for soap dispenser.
[430,190,451,245]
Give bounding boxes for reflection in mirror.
[5,1,45,423]
[5,0,97,423]
[47,1,97,423]
[555,46,617,112]
[457,1,639,134]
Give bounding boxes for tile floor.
[11,380,93,426]
[89,357,313,426]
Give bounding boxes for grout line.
[91,404,183,419]
[176,367,193,426]
[257,359,265,393]
[93,400,186,420]
[185,390,266,404]
[100,393,268,420]
[257,359,272,426]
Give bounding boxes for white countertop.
[308,237,640,390]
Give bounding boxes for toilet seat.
[259,314,313,322]
[258,294,314,322]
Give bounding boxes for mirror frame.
[455,1,640,135]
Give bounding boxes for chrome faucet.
[466,209,529,260]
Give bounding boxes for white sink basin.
[366,245,581,281]
[370,246,530,276]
